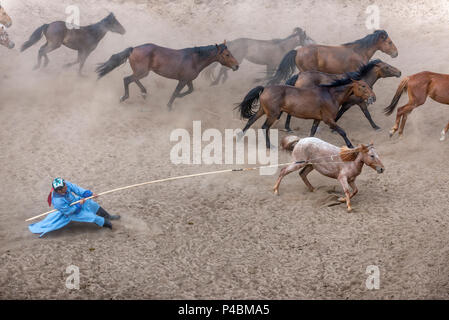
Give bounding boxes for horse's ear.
[360,144,369,152]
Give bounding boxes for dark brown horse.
[204,27,314,85]
[0,4,12,27]
[283,59,401,131]
[21,13,126,75]
[268,30,398,84]
[96,41,239,110]
[384,71,449,139]
[236,73,376,149]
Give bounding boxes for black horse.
[21,13,126,75]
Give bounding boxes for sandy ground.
[0,0,449,299]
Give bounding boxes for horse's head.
[0,4,12,28]
[0,24,14,49]
[352,80,376,105]
[293,27,315,45]
[360,143,384,174]
[375,61,401,78]
[375,30,398,58]
[216,40,239,71]
[104,13,126,35]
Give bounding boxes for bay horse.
[236,72,376,149]
[0,23,14,49]
[385,71,449,139]
[204,27,314,85]
[20,13,126,75]
[283,59,401,131]
[268,30,398,84]
[274,136,384,212]
[96,41,239,110]
[0,4,12,28]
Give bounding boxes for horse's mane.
[343,30,388,49]
[340,145,369,161]
[319,59,381,88]
[271,27,304,44]
[191,44,226,57]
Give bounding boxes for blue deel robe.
[29,181,104,237]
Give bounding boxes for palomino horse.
[268,30,398,84]
[21,13,126,75]
[0,4,12,28]
[236,72,376,149]
[384,71,449,140]
[0,23,14,49]
[283,59,401,131]
[274,136,384,212]
[96,41,239,110]
[204,27,314,85]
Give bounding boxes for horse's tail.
[285,74,299,86]
[384,77,409,116]
[202,62,218,81]
[21,24,49,52]
[281,135,301,152]
[267,50,297,85]
[235,86,265,119]
[96,47,134,78]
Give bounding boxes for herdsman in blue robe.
[29,178,120,237]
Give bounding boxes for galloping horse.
[96,41,239,110]
[274,136,385,212]
[268,30,398,84]
[204,27,314,85]
[283,59,401,131]
[236,71,376,149]
[0,23,14,49]
[21,13,126,75]
[384,71,449,140]
[0,4,12,28]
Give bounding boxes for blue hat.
[52,178,65,190]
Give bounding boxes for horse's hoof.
[389,130,395,138]
[373,126,381,131]
[338,197,346,203]
[273,189,279,196]
[33,65,40,71]
[347,207,353,213]
[141,93,147,100]
[236,131,244,140]
[119,96,128,103]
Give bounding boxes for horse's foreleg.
[328,122,353,148]
[348,181,358,198]
[335,103,352,123]
[273,162,306,195]
[299,165,315,192]
[358,102,380,130]
[167,81,187,110]
[440,121,449,141]
[337,177,352,212]
[211,67,225,86]
[64,51,80,69]
[310,120,320,136]
[78,50,92,76]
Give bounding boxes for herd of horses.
[1,6,448,211]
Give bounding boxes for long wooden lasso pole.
[25,162,294,222]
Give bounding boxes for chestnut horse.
[283,59,401,131]
[204,27,314,85]
[96,41,239,110]
[0,4,12,28]
[268,30,398,84]
[274,136,385,212]
[384,71,449,139]
[21,13,126,75]
[236,72,376,149]
[0,23,14,49]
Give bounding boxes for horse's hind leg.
[273,162,306,195]
[262,117,277,149]
[177,81,194,98]
[167,80,187,110]
[135,80,147,99]
[35,41,61,69]
[440,121,449,141]
[284,114,294,132]
[299,165,315,192]
[239,107,265,140]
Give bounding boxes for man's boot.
[103,219,112,229]
[97,207,120,220]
